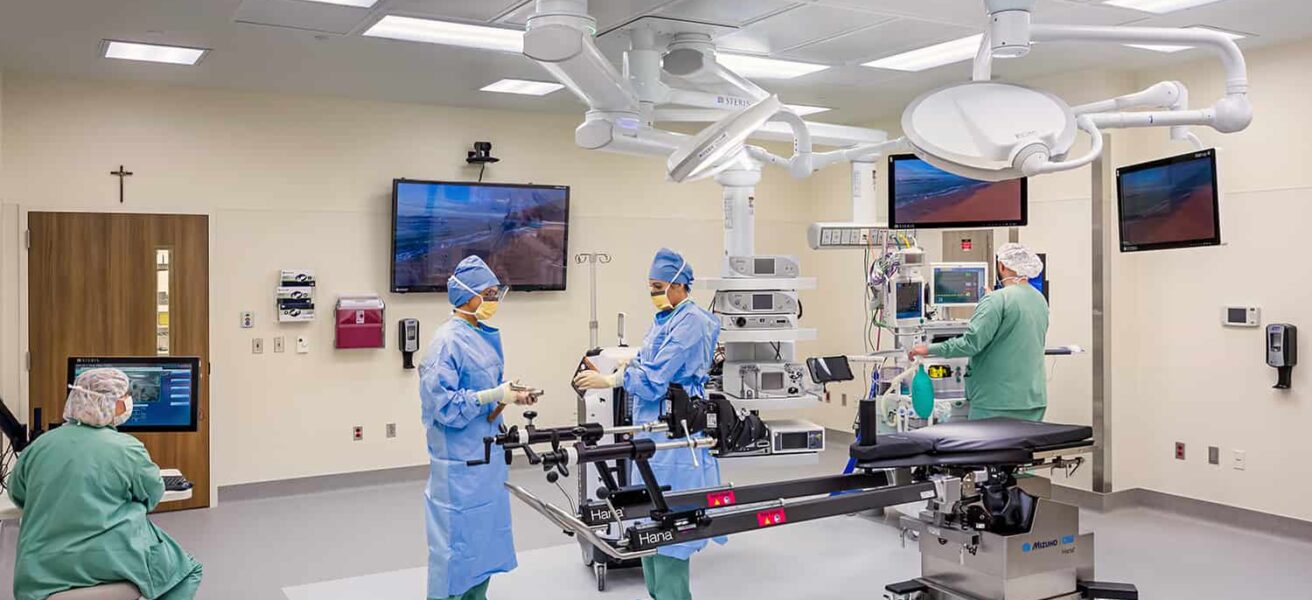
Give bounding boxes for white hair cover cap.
[63,367,130,427]
[996,243,1044,280]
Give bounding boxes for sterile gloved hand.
[572,369,622,390]
[510,384,540,406]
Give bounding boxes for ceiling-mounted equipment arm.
[524,0,638,115]
[1030,24,1252,134]
[1018,115,1103,177]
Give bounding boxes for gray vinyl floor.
[2,442,1311,600]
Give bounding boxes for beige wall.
[1109,39,1312,521]
[0,75,815,487]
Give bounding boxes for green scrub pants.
[431,578,490,600]
[642,555,692,600]
[157,561,204,600]
[968,406,1046,422]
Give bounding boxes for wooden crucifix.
[110,165,134,203]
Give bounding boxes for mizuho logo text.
[1022,535,1076,553]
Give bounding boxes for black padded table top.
[850,418,1093,463]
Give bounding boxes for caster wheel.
[594,562,607,592]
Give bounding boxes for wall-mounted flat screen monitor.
[391,179,570,293]
[67,357,200,432]
[1116,149,1220,252]
[888,154,1028,230]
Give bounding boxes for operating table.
[474,394,1137,600]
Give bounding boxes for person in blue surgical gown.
[419,255,539,600]
[573,247,723,600]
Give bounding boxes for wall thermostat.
[1222,306,1260,328]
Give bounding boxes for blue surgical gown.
[418,318,517,598]
[623,299,725,560]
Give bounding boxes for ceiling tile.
[384,0,528,23]
[715,4,898,56]
[233,0,375,35]
[652,0,804,27]
[781,17,979,65]
[498,0,684,31]
[808,0,988,27]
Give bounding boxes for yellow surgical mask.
[474,300,499,321]
[650,289,673,312]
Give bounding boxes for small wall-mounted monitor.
[931,262,989,308]
[390,179,570,293]
[67,357,200,432]
[888,154,1028,230]
[1117,149,1220,253]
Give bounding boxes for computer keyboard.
[163,475,193,492]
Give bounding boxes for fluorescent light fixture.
[784,104,831,116]
[716,53,830,80]
[1124,26,1246,53]
[862,34,983,72]
[363,15,523,53]
[296,0,379,7]
[1102,0,1224,14]
[101,40,208,65]
[481,79,565,96]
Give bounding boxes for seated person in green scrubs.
[8,368,203,600]
[910,243,1050,421]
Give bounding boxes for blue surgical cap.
[649,247,694,287]
[448,255,500,307]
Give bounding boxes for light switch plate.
[252,338,264,354]
[273,336,285,353]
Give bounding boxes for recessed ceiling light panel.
[716,53,830,80]
[101,40,209,65]
[363,16,523,53]
[481,79,565,96]
[1102,0,1225,14]
[862,35,984,72]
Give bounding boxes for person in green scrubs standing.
[8,368,203,600]
[910,243,1050,421]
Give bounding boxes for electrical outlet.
[240,311,254,329]
[296,336,310,354]
[352,426,363,441]
[1174,441,1186,461]
[386,423,397,438]
[252,338,264,354]
[1233,450,1247,471]
[1208,446,1220,465]
[273,337,285,353]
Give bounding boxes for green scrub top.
[928,283,1050,415]
[8,421,202,600]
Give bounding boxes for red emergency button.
[756,508,787,528]
[706,491,737,507]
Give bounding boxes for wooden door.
[27,212,210,511]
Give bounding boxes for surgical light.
[1125,26,1246,53]
[862,35,984,72]
[784,104,831,116]
[480,79,565,96]
[668,95,783,183]
[901,82,1078,182]
[295,0,378,7]
[714,54,829,80]
[363,16,524,53]
[101,41,208,65]
[1102,0,1225,14]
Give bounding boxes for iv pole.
[576,252,612,349]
